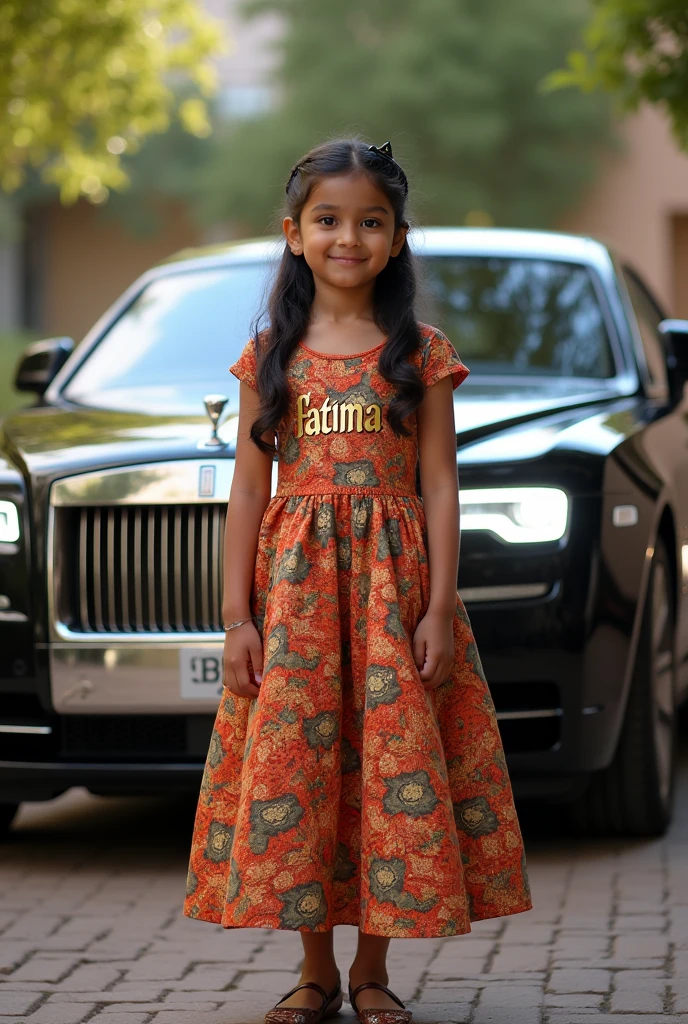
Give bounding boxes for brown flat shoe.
[265,978,342,1024]
[348,982,412,1024]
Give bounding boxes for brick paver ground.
[2,747,688,1024]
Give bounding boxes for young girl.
[184,138,531,1024]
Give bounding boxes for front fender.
[583,440,670,767]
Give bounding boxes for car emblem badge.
[202,393,229,448]
[199,465,216,498]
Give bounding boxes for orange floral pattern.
[184,324,532,937]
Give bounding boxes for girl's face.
[284,172,407,291]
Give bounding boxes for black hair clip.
[368,141,395,159]
[367,141,408,195]
[285,164,301,194]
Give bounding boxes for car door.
[622,266,688,698]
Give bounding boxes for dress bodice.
[230,324,468,497]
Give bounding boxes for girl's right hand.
[223,621,263,698]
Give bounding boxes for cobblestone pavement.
[2,750,688,1024]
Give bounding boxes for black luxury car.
[2,228,688,838]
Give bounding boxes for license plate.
[179,648,223,700]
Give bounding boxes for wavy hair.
[250,138,424,452]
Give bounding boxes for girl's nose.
[337,227,361,247]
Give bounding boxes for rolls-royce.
[2,228,688,837]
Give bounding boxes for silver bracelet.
[223,617,253,632]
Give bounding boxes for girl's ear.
[390,223,409,258]
[283,217,303,256]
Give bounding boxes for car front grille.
[55,505,226,633]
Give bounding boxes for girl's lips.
[329,256,366,264]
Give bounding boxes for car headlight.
[0,501,20,543]
[460,487,568,543]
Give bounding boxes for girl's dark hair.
[249,138,424,452]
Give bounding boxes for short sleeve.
[418,325,469,391]
[229,338,259,391]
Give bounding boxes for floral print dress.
[184,324,531,938]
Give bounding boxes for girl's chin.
[318,261,379,282]
[323,274,375,289]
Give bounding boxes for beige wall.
[562,105,688,315]
[39,200,201,341]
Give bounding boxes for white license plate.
[179,648,223,700]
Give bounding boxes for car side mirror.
[659,319,688,406]
[13,337,75,396]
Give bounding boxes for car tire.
[570,537,677,837]
[0,802,19,837]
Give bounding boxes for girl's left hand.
[412,609,455,690]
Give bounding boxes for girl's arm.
[414,374,460,689]
[222,381,274,698]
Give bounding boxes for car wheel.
[0,802,19,837]
[571,537,676,837]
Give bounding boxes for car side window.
[622,268,668,391]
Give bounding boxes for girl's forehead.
[305,172,391,213]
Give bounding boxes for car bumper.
[0,643,620,805]
[0,759,206,802]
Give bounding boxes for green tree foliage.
[102,98,223,235]
[1,88,222,241]
[0,0,223,203]
[198,0,612,232]
[548,0,688,149]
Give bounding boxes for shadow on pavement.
[9,787,199,852]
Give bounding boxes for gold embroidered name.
[296,392,383,437]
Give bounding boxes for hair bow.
[367,141,408,195]
[368,141,395,160]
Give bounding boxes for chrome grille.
[57,505,226,633]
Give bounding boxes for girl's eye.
[362,219,381,229]
[319,216,336,226]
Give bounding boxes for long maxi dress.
[184,324,532,938]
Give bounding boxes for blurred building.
[562,105,688,319]
[3,2,688,341]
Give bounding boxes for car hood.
[2,404,228,473]
[1,382,641,484]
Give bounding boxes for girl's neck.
[310,277,375,326]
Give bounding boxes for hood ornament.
[202,393,229,447]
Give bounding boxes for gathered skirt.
[184,492,532,937]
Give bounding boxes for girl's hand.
[413,610,455,690]
[223,621,263,699]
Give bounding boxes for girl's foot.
[348,969,412,1023]
[265,968,342,1023]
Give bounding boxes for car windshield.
[62,255,616,413]
[421,256,614,379]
